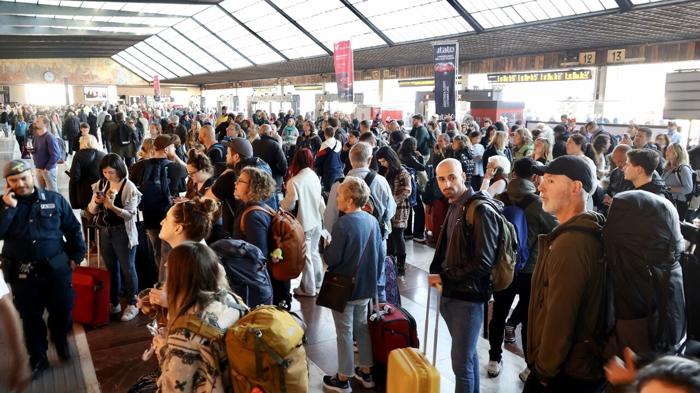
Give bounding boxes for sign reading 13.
[607,49,626,63]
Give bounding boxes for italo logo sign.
[436,47,455,54]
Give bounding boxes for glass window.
[269,0,385,50]
[146,35,207,75]
[116,51,161,80]
[134,42,190,77]
[220,0,327,59]
[160,28,226,72]
[456,0,619,28]
[124,47,175,79]
[348,0,472,43]
[112,54,152,82]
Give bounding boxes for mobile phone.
[96,191,105,197]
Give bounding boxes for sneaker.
[121,305,139,322]
[504,324,516,343]
[413,236,426,244]
[519,367,531,383]
[110,303,122,315]
[354,367,375,388]
[293,287,316,297]
[322,374,351,392]
[487,360,503,377]
[31,358,50,381]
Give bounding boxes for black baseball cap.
[532,155,594,193]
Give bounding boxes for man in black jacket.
[633,127,664,174]
[624,148,672,200]
[428,158,500,392]
[252,124,287,192]
[62,111,80,156]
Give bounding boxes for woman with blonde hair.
[532,137,552,164]
[663,142,694,219]
[137,138,155,161]
[482,130,512,173]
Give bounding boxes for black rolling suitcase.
[681,223,700,340]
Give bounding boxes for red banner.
[333,41,354,102]
[153,75,161,100]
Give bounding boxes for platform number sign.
[607,49,626,64]
[579,51,596,65]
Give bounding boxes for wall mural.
[0,58,147,85]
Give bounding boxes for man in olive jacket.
[525,156,607,393]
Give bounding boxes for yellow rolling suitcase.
[386,286,441,393]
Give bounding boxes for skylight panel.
[112,54,152,81]
[146,35,206,75]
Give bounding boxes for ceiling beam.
[0,2,181,19]
[111,55,151,82]
[216,4,289,62]
[445,0,484,34]
[338,0,394,46]
[0,15,172,29]
[0,34,147,42]
[263,0,333,56]
[615,0,634,12]
[0,25,149,36]
[128,46,179,79]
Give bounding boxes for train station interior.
[0,1,700,393]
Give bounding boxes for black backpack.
[210,239,273,308]
[138,160,172,213]
[208,143,228,176]
[602,190,687,358]
[117,122,133,145]
[675,164,700,200]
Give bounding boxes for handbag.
[316,226,374,312]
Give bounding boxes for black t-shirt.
[211,169,239,236]
[130,157,187,228]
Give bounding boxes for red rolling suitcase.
[73,228,110,328]
[368,300,419,365]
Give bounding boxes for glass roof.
[270,0,386,50]
[348,0,474,43]
[219,0,328,60]
[0,0,679,81]
[456,0,618,28]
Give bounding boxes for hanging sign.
[433,41,458,119]
[487,69,593,83]
[333,41,354,102]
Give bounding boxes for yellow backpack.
[170,305,309,393]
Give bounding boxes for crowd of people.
[0,101,699,393]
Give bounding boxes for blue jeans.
[331,298,374,376]
[100,225,138,306]
[441,296,484,393]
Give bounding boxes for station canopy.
[0,0,697,84]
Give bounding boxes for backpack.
[117,122,133,145]
[138,160,172,213]
[240,204,306,281]
[401,165,418,207]
[602,190,686,357]
[169,299,308,393]
[500,194,537,272]
[465,195,518,291]
[210,239,274,308]
[675,164,700,200]
[337,171,386,237]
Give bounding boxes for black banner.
[487,69,593,83]
[433,42,458,119]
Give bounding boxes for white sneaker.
[519,367,531,382]
[110,303,122,315]
[487,360,502,377]
[121,305,139,321]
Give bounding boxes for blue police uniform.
[0,186,86,371]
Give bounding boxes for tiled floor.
[0,137,529,392]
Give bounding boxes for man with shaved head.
[428,158,501,393]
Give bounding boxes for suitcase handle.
[423,285,441,365]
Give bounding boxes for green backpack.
[466,197,518,292]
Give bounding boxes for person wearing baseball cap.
[487,157,558,381]
[129,133,187,281]
[1,158,86,379]
[525,155,607,391]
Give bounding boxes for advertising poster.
[153,75,161,101]
[433,41,458,119]
[333,41,354,102]
[83,86,107,100]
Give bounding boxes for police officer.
[0,159,86,379]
